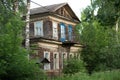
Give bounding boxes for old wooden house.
[29,3,82,76]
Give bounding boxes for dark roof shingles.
[30,3,80,22]
[30,3,67,15]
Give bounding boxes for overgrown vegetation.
[63,58,86,74]
[77,0,120,74]
[53,70,120,80]
[0,0,120,80]
[0,0,45,80]
[61,0,120,79]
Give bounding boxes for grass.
[52,70,120,80]
[90,70,120,80]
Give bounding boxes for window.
[60,23,66,42]
[69,53,74,58]
[34,21,43,36]
[45,53,48,59]
[36,57,40,64]
[53,52,59,70]
[62,53,67,59]
[68,25,72,41]
[52,21,58,39]
[60,8,64,15]
[63,54,65,59]
[62,52,67,69]
[44,51,50,70]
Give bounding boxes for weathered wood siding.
[29,22,34,37]
[43,20,52,39]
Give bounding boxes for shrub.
[63,58,86,74]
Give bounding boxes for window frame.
[60,23,66,42]
[34,20,43,36]
[68,25,73,41]
[53,52,59,70]
[52,21,58,40]
[43,51,51,70]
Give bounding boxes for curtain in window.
[34,21,43,36]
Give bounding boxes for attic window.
[61,8,64,15]
[58,8,72,19]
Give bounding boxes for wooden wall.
[29,16,80,43]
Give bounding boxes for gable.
[55,4,79,22]
[30,3,80,22]
[56,7,72,19]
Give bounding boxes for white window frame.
[43,51,51,70]
[62,52,67,59]
[69,53,74,58]
[62,52,67,69]
[53,52,59,70]
[34,21,43,36]
[52,21,58,40]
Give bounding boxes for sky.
[30,0,91,19]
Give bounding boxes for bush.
[0,5,46,80]
[63,58,86,74]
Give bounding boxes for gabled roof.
[30,3,80,21]
[30,3,67,14]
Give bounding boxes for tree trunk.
[116,18,119,43]
[25,0,30,50]
[116,19,119,32]
[13,0,18,12]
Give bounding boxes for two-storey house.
[29,3,82,76]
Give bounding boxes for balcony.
[59,34,80,42]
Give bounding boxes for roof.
[41,58,50,63]
[30,3,67,14]
[30,3,80,21]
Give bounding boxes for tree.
[93,0,120,43]
[25,0,30,50]
[0,1,45,80]
[91,0,120,70]
[93,0,120,27]
[78,1,120,74]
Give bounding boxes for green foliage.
[53,70,120,80]
[80,19,120,73]
[63,58,86,75]
[93,0,120,27]
[91,70,120,80]
[0,0,26,13]
[78,2,120,74]
[0,1,45,80]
